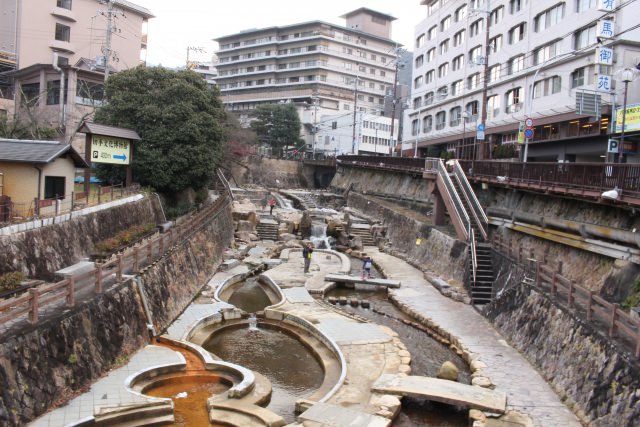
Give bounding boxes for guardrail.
[435,158,470,241]
[453,160,488,240]
[493,234,640,358]
[0,194,230,326]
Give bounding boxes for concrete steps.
[209,401,285,427]
[349,223,375,246]
[93,401,174,426]
[470,243,494,305]
[256,218,279,241]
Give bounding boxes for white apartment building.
[214,8,401,155]
[403,0,640,162]
[0,0,153,145]
[315,112,398,156]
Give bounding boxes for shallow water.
[226,276,272,312]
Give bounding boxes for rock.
[469,409,487,422]
[300,211,312,238]
[437,361,459,382]
[279,233,297,242]
[472,376,493,388]
[349,235,363,250]
[236,220,255,232]
[235,231,253,242]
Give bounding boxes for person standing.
[362,254,372,279]
[303,243,314,273]
[268,196,276,215]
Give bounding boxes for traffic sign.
[524,128,534,139]
[477,123,485,131]
[525,117,534,128]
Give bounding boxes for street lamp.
[617,67,638,163]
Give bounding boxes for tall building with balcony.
[0,0,153,145]
[214,8,401,155]
[403,0,640,162]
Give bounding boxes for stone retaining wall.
[485,282,640,426]
[348,192,467,283]
[332,166,433,201]
[0,199,234,426]
[0,195,164,281]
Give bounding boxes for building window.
[414,75,424,89]
[453,30,465,47]
[57,0,72,9]
[533,76,562,98]
[426,70,435,84]
[467,73,481,90]
[508,23,526,44]
[509,0,522,13]
[571,66,590,87]
[425,92,434,105]
[44,176,65,200]
[20,82,40,107]
[437,86,448,100]
[411,119,419,136]
[441,15,452,32]
[505,87,522,113]
[423,115,433,132]
[508,55,525,74]
[440,39,449,55]
[55,23,70,42]
[427,48,436,62]
[490,6,504,26]
[574,25,596,49]
[487,95,500,118]
[455,4,467,22]
[470,19,483,37]
[450,107,462,125]
[490,35,502,53]
[415,55,424,68]
[577,0,597,12]
[451,80,463,96]
[413,97,422,109]
[469,45,482,63]
[535,3,565,32]
[466,100,479,117]
[46,80,61,105]
[428,25,437,40]
[435,111,447,130]
[416,34,426,48]
[489,64,501,82]
[438,63,449,78]
[452,55,464,71]
[533,40,560,65]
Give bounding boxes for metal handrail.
[436,158,470,238]
[216,169,234,200]
[453,160,488,240]
[469,224,477,284]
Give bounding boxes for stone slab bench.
[372,374,507,413]
[324,273,401,288]
[55,261,95,279]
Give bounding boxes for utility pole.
[312,92,318,159]
[352,77,359,154]
[478,0,491,160]
[100,0,115,82]
[186,46,204,69]
[389,45,404,157]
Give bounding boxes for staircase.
[256,218,279,241]
[470,242,494,305]
[349,222,375,246]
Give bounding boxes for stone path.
[366,246,583,427]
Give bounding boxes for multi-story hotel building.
[0,0,153,144]
[214,8,401,155]
[403,0,640,162]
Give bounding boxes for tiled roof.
[78,122,141,140]
[0,139,88,167]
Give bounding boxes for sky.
[132,0,427,68]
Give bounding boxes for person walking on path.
[303,243,314,273]
[261,194,269,212]
[361,254,373,279]
[268,196,276,215]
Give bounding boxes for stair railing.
[216,169,234,200]
[453,160,488,240]
[469,223,477,284]
[435,158,470,240]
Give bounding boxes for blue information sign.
[524,128,534,139]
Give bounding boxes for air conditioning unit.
[475,56,486,65]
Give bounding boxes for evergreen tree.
[250,103,303,157]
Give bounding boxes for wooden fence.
[492,234,640,358]
[0,194,229,326]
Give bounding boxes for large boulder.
[300,212,312,238]
[437,361,459,382]
[236,220,255,232]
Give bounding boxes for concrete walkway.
[366,246,583,427]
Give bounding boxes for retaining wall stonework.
[485,283,640,426]
[0,195,164,281]
[348,193,467,283]
[0,199,234,426]
[332,166,433,201]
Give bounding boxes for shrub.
[94,223,156,254]
[0,272,25,293]
[622,279,640,310]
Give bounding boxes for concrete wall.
[228,157,309,189]
[0,198,234,426]
[0,194,164,280]
[485,282,640,427]
[332,165,434,202]
[348,192,467,283]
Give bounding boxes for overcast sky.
[131,0,427,67]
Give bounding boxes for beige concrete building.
[403,0,640,162]
[214,8,401,156]
[0,0,153,145]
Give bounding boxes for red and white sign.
[525,117,534,128]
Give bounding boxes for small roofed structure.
[0,138,88,218]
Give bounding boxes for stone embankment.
[0,195,233,426]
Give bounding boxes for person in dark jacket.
[362,254,372,279]
[303,243,314,273]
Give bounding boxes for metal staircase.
[431,158,494,305]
